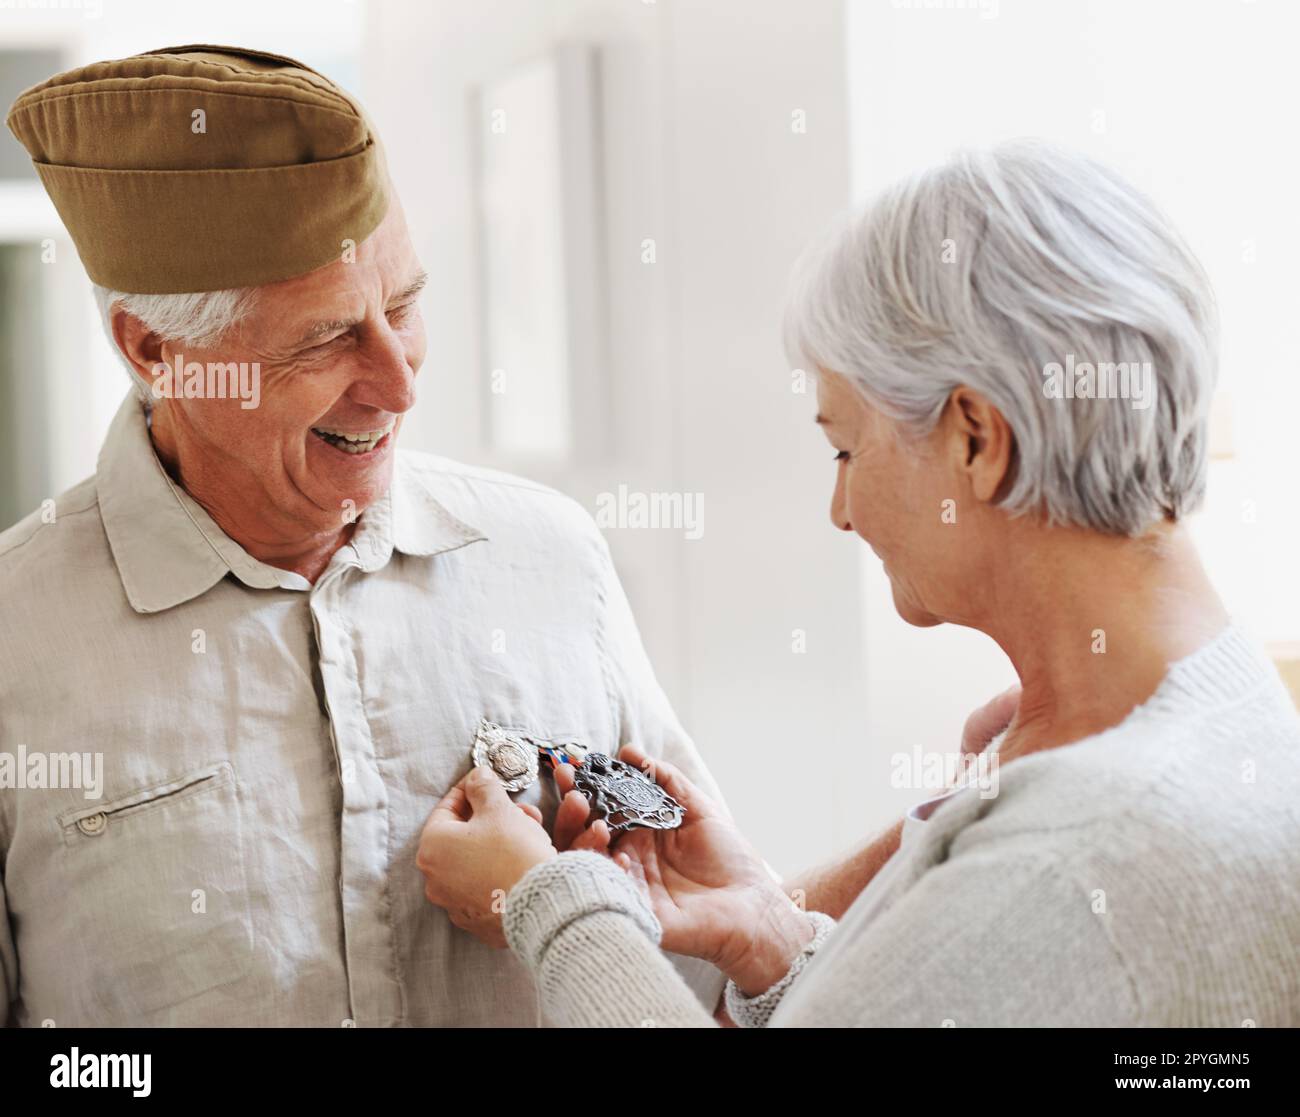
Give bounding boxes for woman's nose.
[830,469,853,532]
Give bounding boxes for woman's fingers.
[617,745,714,815]
[554,763,577,796]
[430,783,471,823]
[516,802,544,824]
[961,684,1021,755]
[552,787,593,851]
[568,818,611,854]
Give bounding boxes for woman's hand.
[556,745,814,996]
[416,766,560,949]
[961,683,1021,755]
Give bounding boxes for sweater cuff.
[503,850,663,973]
[724,910,837,1028]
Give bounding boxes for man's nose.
[353,332,417,415]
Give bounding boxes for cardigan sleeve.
[503,851,717,1028]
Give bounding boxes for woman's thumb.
[464,765,507,812]
[961,684,1021,755]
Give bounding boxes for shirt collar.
[97,393,486,614]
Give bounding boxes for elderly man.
[0,44,731,1026]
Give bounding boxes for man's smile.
[309,419,396,456]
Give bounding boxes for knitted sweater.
[503,623,1300,1027]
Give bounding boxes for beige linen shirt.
[0,393,726,1026]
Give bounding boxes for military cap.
[5,43,389,294]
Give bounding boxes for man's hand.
[416,767,559,949]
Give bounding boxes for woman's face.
[815,370,970,628]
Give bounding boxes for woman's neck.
[983,521,1230,764]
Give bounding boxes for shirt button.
[77,813,107,836]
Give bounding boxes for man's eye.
[388,301,417,323]
[302,328,350,353]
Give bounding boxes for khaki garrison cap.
[5,44,389,294]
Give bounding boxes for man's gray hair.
[92,284,260,400]
[784,139,1219,537]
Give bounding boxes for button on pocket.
[56,761,252,1020]
[76,813,107,836]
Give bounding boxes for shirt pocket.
[55,760,253,1019]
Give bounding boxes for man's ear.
[945,386,1014,503]
[110,306,167,391]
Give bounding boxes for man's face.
[148,199,427,537]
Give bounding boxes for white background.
[2,0,1297,876]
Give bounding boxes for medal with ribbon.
[470,718,685,833]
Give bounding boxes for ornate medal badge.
[471,719,539,792]
[470,719,686,834]
[570,753,686,834]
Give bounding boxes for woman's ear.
[946,386,1014,503]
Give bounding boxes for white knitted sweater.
[503,624,1300,1027]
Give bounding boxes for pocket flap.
[58,760,233,832]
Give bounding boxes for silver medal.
[573,753,686,834]
[471,719,539,792]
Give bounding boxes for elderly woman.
[418,141,1300,1027]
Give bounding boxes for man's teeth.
[311,422,394,454]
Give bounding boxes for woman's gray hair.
[784,140,1219,537]
[91,284,260,400]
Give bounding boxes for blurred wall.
[846,0,1300,808]
[366,0,873,873]
[8,1,1292,874]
